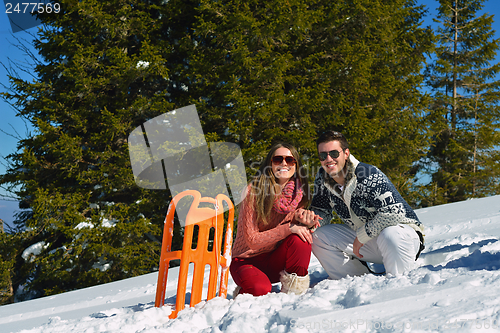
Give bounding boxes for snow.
[75,222,93,230]
[21,242,47,262]
[75,218,117,230]
[136,61,150,69]
[2,195,500,332]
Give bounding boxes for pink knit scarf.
[273,178,303,214]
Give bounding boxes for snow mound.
[1,195,500,332]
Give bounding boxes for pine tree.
[0,0,180,299]
[422,0,500,206]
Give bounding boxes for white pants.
[312,223,421,279]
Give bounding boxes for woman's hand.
[289,223,313,244]
[294,208,322,230]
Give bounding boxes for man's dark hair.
[316,131,349,150]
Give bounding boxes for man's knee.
[311,228,328,255]
[312,224,354,249]
[311,228,340,264]
[378,225,419,252]
[377,225,420,275]
[378,226,401,248]
[311,224,332,245]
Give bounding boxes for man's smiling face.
[318,140,350,179]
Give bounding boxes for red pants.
[230,234,312,296]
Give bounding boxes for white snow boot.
[279,270,310,295]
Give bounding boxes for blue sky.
[0,0,499,228]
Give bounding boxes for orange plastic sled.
[154,190,235,319]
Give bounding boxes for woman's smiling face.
[271,147,296,185]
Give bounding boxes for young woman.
[230,142,320,297]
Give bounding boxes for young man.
[296,131,424,279]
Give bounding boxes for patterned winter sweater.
[310,155,423,244]
[231,186,297,259]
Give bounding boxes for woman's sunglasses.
[318,149,342,161]
[272,155,297,165]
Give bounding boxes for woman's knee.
[230,263,272,297]
[245,281,272,296]
[286,234,312,251]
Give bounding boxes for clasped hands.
[289,208,322,244]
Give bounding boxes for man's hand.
[294,208,322,229]
[353,237,363,258]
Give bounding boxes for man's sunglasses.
[272,156,297,165]
[318,149,343,161]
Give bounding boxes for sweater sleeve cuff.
[277,211,295,238]
[356,227,372,244]
[282,220,293,236]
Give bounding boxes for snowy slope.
[1,196,500,333]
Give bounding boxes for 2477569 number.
[5,2,61,14]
